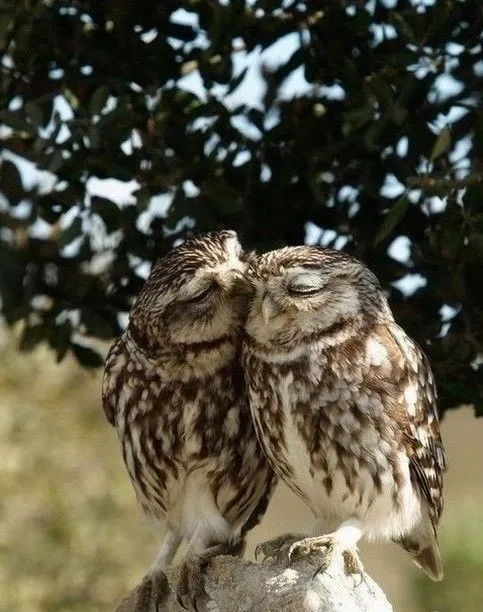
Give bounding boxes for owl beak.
[261,294,274,324]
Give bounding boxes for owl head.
[244,246,390,350]
[129,230,251,351]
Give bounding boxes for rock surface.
[115,549,393,611]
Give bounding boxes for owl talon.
[177,556,208,611]
[255,532,306,562]
[176,593,189,610]
[342,548,364,578]
[312,562,330,580]
[288,535,335,564]
[177,540,245,609]
[114,569,169,612]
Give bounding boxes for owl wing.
[101,338,125,426]
[385,324,447,525]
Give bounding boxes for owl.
[242,246,446,581]
[102,230,276,609]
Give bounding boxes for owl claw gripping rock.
[242,246,446,581]
[102,231,276,609]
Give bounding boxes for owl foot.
[288,534,336,573]
[342,548,364,581]
[176,540,244,611]
[288,532,363,580]
[177,555,209,612]
[115,569,169,612]
[255,532,306,562]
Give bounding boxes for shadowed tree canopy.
[0,0,482,414]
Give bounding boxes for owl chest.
[118,373,238,512]
[254,364,404,521]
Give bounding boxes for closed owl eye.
[288,285,321,296]
[287,273,324,296]
[184,283,216,303]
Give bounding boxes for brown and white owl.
[102,230,276,609]
[242,246,446,581]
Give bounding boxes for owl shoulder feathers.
[365,323,447,526]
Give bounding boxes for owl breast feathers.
[242,246,446,581]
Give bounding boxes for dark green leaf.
[59,217,83,248]
[374,197,410,246]
[71,343,104,368]
[24,102,43,128]
[430,126,451,161]
[50,320,73,362]
[0,110,33,133]
[226,67,249,95]
[89,85,110,116]
[91,196,120,231]
[134,187,151,213]
[0,160,25,204]
[48,149,65,173]
[82,309,119,339]
[462,183,483,214]
[19,323,49,352]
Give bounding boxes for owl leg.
[149,529,183,572]
[177,539,245,611]
[255,532,307,562]
[123,530,181,612]
[288,519,363,577]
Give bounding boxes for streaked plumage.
[242,246,446,580]
[102,231,276,608]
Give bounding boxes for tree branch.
[406,175,482,190]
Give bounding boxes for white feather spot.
[404,382,418,416]
[366,337,388,366]
[224,407,239,437]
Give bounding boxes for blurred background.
[1,328,482,612]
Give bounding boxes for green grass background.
[1,331,482,611]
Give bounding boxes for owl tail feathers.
[398,533,443,581]
[412,541,443,581]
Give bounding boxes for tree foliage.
[0,0,482,414]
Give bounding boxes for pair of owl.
[103,230,446,610]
